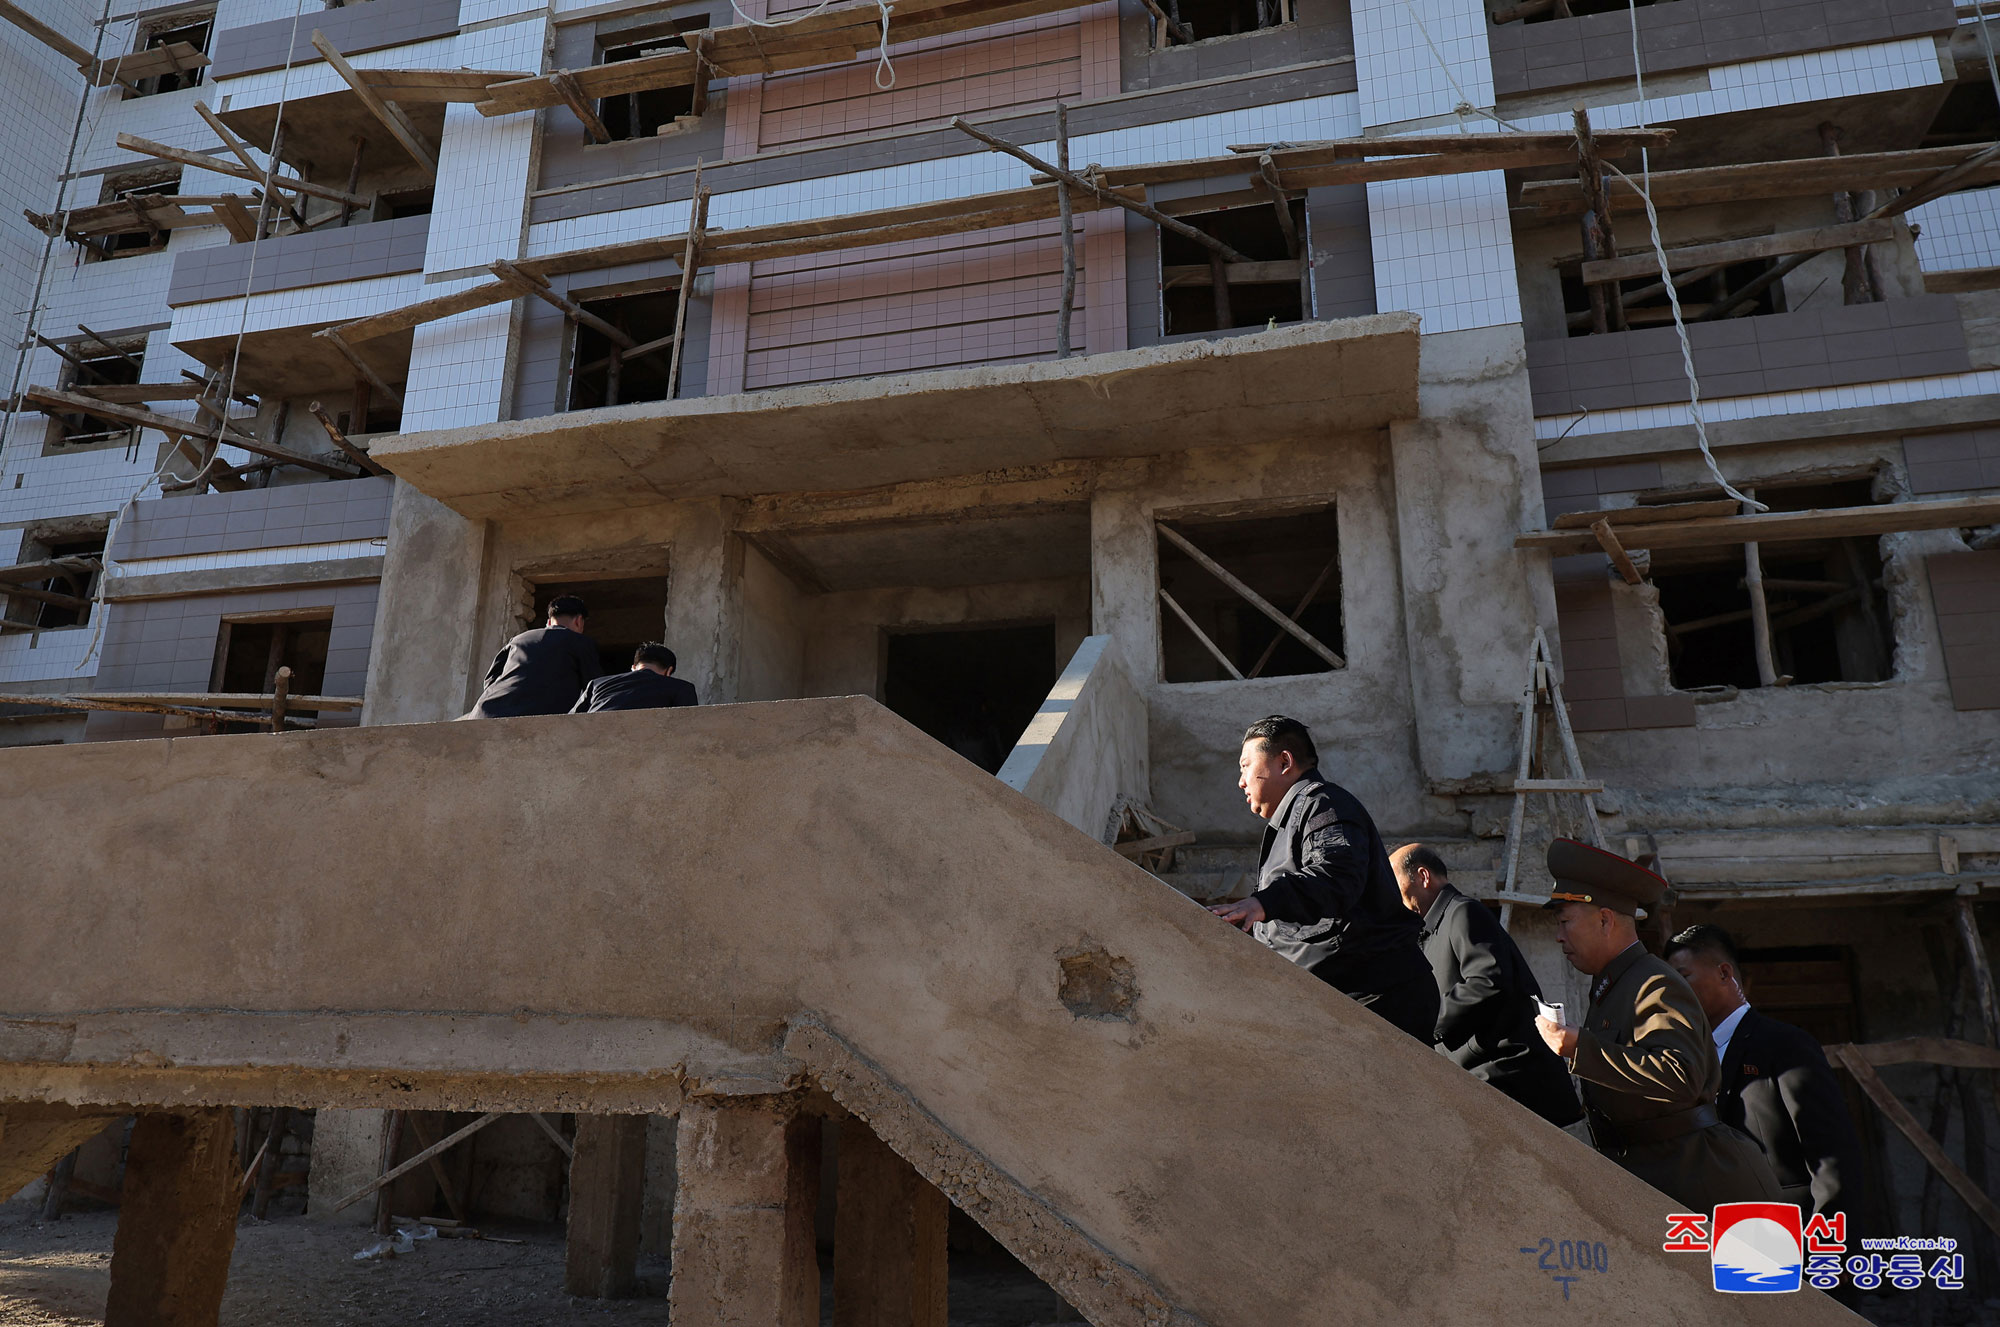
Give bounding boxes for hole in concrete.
[1057,947,1139,1022]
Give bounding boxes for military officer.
[1534,839,1781,1213]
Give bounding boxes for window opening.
[1160,202,1307,336]
[378,187,435,220]
[45,336,145,451]
[1157,505,1342,683]
[882,623,1058,773]
[566,289,681,410]
[1925,79,2000,151]
[1513,0,1662,23]
[128,13,213,97]
[1560,253,1784,336]
[213,613,333,730]
[1,534,105,631]
[597,20,709,140]
[1152,0,1288,45]
[528,575,670,676]
[87,173,181,262]
[1653,480,1893,689]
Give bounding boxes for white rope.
[725,0,898,87]
[1614,0,1763,510]
[1390,0,1520,132]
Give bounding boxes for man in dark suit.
[465,594,602,719]
[1207,716,1438,1041]
[1665,924,1865,1223]
[1391,843,1581,1127]
[571,643,699,713]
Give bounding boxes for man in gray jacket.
[1207,715,1438,1040]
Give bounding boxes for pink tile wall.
[756,18,1084,148]
[743,220,1084,388]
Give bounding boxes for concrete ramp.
[0,699,1849,1325]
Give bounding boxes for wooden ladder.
[1495,625,1606,916]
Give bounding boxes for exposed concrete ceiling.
[751,508,1091,593]
[175,323,412,404]
[371,314,1422,519]
[219,91,443,191]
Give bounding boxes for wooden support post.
[1139,0,1194,43]
[371,1110,403,1235]
[832,1119,948,1327]
[331,1112,502,1216]
[398,1113,469,1223]
[116,133,372,211]
[1156,522,1345,668]
[565,1115,648,1298]
[1741,497,1781,687]
[688,32,711,119]
[669,163,708,401]
[1573,108,1625,333]
[949,117,1254,265]
[306,401,390,475]
[311,31,439,178]
[268,666,293,735]
[1956,895,2000,1050]
[550,71,613,144]
[1055,102,1075,360]
[105,1110,242,1327]
[250,1106,291,1216]
[1255,152,1302,259]
[491,259,635,348]
[349,377,372,440]
[1834,1044,2000,1242]
[340,135,366,226]
[193,99,301,229]
[605,348,624,407]
[316,328,403,409]
[670,1098,819,1327]
[1590,517,1644,585]
[1246,550,1339,678]
[1208,247,1233,330]
[1820,123,1875,306]
[1157,585,1244,679]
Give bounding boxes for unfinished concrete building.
[0,0,1998,1316]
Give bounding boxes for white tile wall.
[168,271,433,342]
[1368,167,1519,334]
[424,18,545,275]
[1534,368,2000,436]
[113,536,384,575]
[0,621,102,686]
[461,0,548,26]
[1352,0,1495,129]
[1909,185,2000,273]
[403,302,517,429]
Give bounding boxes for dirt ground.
[0,1204,1074,1327]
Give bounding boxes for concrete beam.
[369,317,1421,520]
[671,1097,820,1327]
[106,1110,241,1327]
[105,556,383,603]
[566,1114,648,1297]
[832,1119,948,1327]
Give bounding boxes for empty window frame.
[1151,0,1290,46]
[1559,252,1784,336]
[1161,201,1309,336]
[566,288,681,410]
[1652,480,1894,689]
[127,11,213,97]
[596,18,710,141]
[1925,75,2000,151]
[0,531,105,631]
[214,611,334,694]
[1513,0,1663,22]
[86,170,182,262]
[44,335,145,452]
[1157,505,1343,683]
[377,187,435,220]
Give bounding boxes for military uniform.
[1545,840,1782,1213]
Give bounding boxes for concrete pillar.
[640,1114,679,1260]
[670,1097,820,1327]
[832,1119,948,1327]
[361,482,495,727]
[305,1108,387,1226]
[105,1109,241,1327]
[566,1114,648,1298]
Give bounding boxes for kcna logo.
[1663,1203,1831,1294]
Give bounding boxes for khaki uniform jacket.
[1569,944,1781,1213]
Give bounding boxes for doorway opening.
[529,574,671,676]
[881,623,1058,773]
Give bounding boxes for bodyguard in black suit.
[466,594,603,719]
[571,642,699,712]
[1392,844,1583,1127]
[1666,924,1866,1221]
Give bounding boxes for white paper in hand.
[1535,997,1564,1026]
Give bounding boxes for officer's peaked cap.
[1541,838,1668,916]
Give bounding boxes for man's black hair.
[1242,715,1317,768]
[546,594,588,621]
[634,642,677,671]
[1399,844,1450,880]
[1665,923,1741,970]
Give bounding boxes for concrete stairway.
[0,699,1854,1326]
